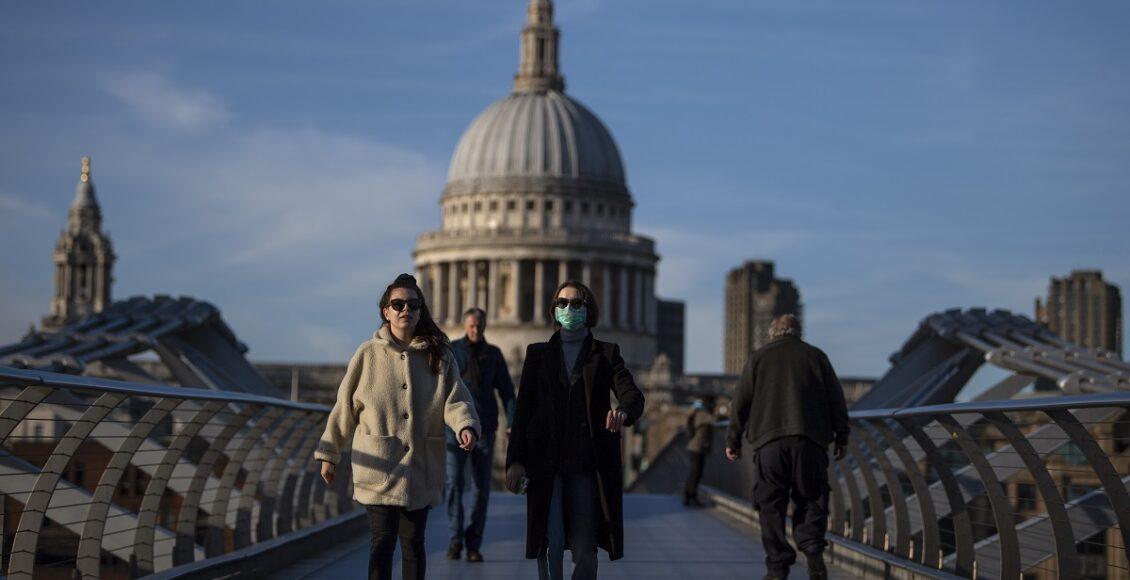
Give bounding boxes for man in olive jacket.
[683,398,714,507]
[725,314,849,580]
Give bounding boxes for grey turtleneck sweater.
[560,326,589,382]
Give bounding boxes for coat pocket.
[351,434,402,488]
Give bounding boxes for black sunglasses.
[389,299,422,312]
[553,298,586,310]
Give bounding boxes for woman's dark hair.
[550,280,599,329]
[379,273,450,374]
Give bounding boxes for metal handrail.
[848,390,1130,418]
[0,367,330,412]
[0,365,350,579]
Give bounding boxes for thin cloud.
[99,71,229,131]
[0,193,54,222]
[929,252,1048,307]
[293,322,358,362]
[186,127,442,267]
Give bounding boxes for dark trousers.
[538,471,599,580]
[445,431,495,550]
[684,450,706,499]
[752,436,830,573]
[366,504,429,580]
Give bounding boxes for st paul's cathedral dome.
[414,0,660,370]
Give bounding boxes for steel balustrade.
[4,363,1128,578]
[694,392,1130,578]
[0,366,354,579]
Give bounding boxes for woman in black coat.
[505,281,645,580]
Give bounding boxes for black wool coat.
[505,332,646,561]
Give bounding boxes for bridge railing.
[695,392,1130,579]
[0,366,354,579]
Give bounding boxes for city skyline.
[2,1,1128,376]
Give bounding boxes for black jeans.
[752,436,830,573]
[367,504,430,580]
[684,451,706,499]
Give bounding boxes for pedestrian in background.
[725,314,849,580]
[445,307,516,562]
[505,281,646,580]
[316,274,481,580]
[683,397,714,507]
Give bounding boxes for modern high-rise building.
[656,299,685,377]
[1036,270,1122,357]
[724,260,801,374]
[41,157,115,331]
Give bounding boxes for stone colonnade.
[417,258,656,333]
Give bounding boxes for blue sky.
[2,1,1127,376]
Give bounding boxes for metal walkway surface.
[271,493,851,579]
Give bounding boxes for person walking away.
[683,398,714,507]
[725,314,849,580]
[505,281,646,580]
[316,274,481,580]
[445,307,516,562]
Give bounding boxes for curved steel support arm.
[233,410,303,549]
[256,414,320,541]
[858,421,910,555]
[75,397,182,579]
[132,400,226,574]
[172,403,261,566]
[7,392,127,580]
[0,385,54,444]
[204,406,286,557]
[981,410,1080,579]
[871,418,941,567]
[1045,407,1130,562]
[934,414,1020,579]
[836,454,865,543]
[897,416,975,576]
[846,436,886,548]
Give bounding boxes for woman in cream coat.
[316,274,480,580]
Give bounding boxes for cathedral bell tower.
[42,156,116,331]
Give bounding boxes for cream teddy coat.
[314,324,480,509]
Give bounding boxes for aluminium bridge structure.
[635,308,1130,579]
[0,303,1126,578]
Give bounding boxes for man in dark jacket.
[683,398,714,507]
[725,314,849,580]
[445,308,516,562]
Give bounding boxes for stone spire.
[513,0,565,93]
[68,156,102,235]
[43,156,116,331]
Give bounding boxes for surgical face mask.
[554,306,587,331]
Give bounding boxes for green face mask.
[555,306,587,331]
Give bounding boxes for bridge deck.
[271,493,850,579]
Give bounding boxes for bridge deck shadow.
[270,492,852,579]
